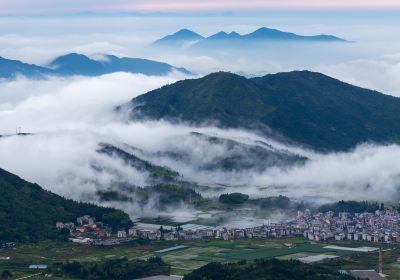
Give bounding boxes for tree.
[219,193,249,205]
[159,226,164,240]
[1,270,12,279]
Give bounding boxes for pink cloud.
[125,0,400,11]
[0,0,399,14]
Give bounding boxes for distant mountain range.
[152,27,347,48]
[0,53,193,79]
[0,57,53,79]
[128,71,400,151]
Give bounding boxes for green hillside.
[0,168,132,242]
[130,71,400,151]
[183,259,355,280]
[96,143,203,207]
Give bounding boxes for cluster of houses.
[57,209,400,245]
[299,209,400,243]
[128,210,400,243]
[56,215,113,243]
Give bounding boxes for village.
[56,208,400,245]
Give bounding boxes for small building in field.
[117,230,127,238]
[29,264,48,269]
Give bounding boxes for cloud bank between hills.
[0,73,399,221]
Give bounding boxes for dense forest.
[219,193,249,204]
[318,200,381,214]
[57,257,169,280]
[98,143,180,184]
[183,259,357,280]
[0,168,132,242]
[131,71,400,151]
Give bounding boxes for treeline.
[98,183,203,208]
[218,193,292,210]
[98,143,180,183]
[183,259,356,280]
[318,200,381,214]
[57,257,169,280]
[219,193,249,204]
[252,195,292,210]
[0,168,132,243]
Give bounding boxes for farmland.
[0,238,399,279]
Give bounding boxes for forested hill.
[183,259,355,280]
[129,71,400,151]
[0,168,132,242]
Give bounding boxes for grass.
[319,248,400,280]
[171,267,192,276]
[387,262,400,279]
[277,252,319,260]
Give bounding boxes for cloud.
[0,0,399,15]
[316,54,400,96]
[0,73,400,222]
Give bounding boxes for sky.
[0,0,400,14]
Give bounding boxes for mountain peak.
[49,53,92,67]
[206,31,242,41]
[254,27,276,32]
[203,71,244,80]
[174,28,200,36]
[152,29,204,46]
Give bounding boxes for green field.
[0,238,399,279]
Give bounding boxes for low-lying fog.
[1,12,400,222]
[0,72,399,223]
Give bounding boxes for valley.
[0,5,400,280]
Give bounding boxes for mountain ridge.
[0,53,193,79]
[152,28,204,47]
[127,70,400,151]
[152,27,347,48]
[0,167,132,242]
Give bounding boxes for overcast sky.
[0,0,400,14]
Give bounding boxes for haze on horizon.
[0,0,400,15]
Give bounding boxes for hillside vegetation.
[183,259,356,280]
[0,168,132,242]
[130,71,400,151]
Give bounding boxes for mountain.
[0,168,132,242]
[152,132,306,172]
[96,143,203,208]
[128,71,400,151]
[152,28,204,47]
[0,57,53,79]
[153,27,347,49]
[0,54,193,79]
[48,53,194,76]
[242,27,346,42]
[206,31,241,41]
[97,142,181,184]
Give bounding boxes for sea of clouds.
[0,72,399,211]
[0,13,400,220]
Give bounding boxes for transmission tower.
[378,248,383,275]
